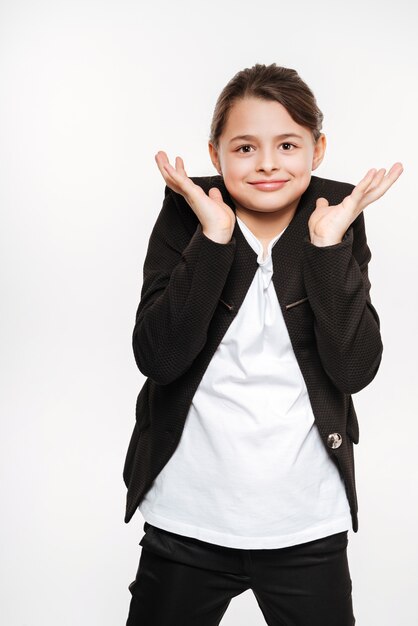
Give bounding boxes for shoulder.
[309,174,355,202]
[189,174,228,192]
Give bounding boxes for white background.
[1,0,417,624]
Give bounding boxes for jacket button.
[327,432,343,449]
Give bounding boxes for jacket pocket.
[218,297,235,311]
[285,296,309,310]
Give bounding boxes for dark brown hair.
[209,63,324,149]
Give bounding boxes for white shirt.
[139,215,352,549]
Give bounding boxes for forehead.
[223,97,310,140]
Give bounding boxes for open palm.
[155,151,236,238]
[308,163,404,246]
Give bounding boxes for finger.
[348,168,382,207]
[364,162,404,200]
[208,187,224,203]
[316,197,329,207]
[160,156,203,203]
[353,162,404,209]
[355,168,377,192]
[155,150,174,176]
[155,150,170,169]
[160,156,186,183]
[385,162,404,182]
[366,168,387,192]
[154,152,191,198]
[162,160,178,176]
[161,154,187,181]
[160,160,180,187]
[155,150,167,162]
[175,156,188,177]
[155,151,174,183]
[165,159,192,186]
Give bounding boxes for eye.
[281,143,296,151]
[236,145,254,153]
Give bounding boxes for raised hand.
[155,151,236,244]
[308,163,404,246]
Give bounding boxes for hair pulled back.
[209,63,324,149]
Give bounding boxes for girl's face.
[209,97,326,217]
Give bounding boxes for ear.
[208,142,222,175]
[311,133,327,171]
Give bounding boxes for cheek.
[288,158,314,182]
[289,153,310,170]
[224,161,247,181]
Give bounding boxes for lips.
[249,180,289,191]
[250,180,288,183]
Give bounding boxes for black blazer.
[123,174,383,533]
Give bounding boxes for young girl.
[124,63,403,625]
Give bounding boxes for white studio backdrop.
[1,0,417,624]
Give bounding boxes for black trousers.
[126,522,355,626]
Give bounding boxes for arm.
[132,185,236,385]
[302,163,403,393]
[302,211,383,394]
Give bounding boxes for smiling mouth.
[249,180,289,184]
[249,180,289,190]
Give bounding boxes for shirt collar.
[235,215,287,266]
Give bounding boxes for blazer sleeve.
[302,210,383,394]
[132,185,236,385]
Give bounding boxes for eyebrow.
[228,133,304,144]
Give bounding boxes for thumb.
[316,197,329,208]
[208,187,224,203]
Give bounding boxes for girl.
[124,63,403,625]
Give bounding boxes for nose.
[255,148,280,173]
